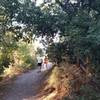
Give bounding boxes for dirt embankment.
[38,63,92,100]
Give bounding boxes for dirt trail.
[1,68,46,100]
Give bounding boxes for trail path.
[1,68,46,100]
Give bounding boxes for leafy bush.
[0,40,37,77]
[17,41,37,69]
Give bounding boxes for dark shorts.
[38,63,42,66]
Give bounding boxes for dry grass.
[2,64,24,78]
[37,63,92,100]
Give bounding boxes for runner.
[44,56,48,69]
[41,56,49,71]
[37,56,43,72]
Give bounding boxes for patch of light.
[70,0,77,4]
[18,0,26,4]
[31,0,43,6]
[12,21,25,27]
[31,0,55,6]
[34,38,45,50]
[53,34,60,43]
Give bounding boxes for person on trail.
[37,56,43,71]
[44,56,48,68]
[41,56,49,71]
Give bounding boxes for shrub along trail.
[0,68,47,100]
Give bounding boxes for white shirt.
[37,57,42,63]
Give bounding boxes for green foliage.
[36,48,44,56]
[17,42,36,69]
[45,0,100,71]
[0,1,100,99]
[75,85,100,100]
[63,84,100,100]
[0,0,100,72]
[47,42,68,64]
